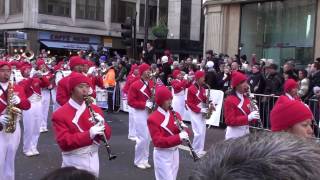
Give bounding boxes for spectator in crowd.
[307,61,320,99]
[248,64,265,94]
[264,63,284,96]
[230,61,239,72]
[172,61,180,71]
[114,61,127,112]
[103,62,116,113]
[283,69,299,81]
[41,167,97,180]
[205,61,218,89]
[220,65,232,92]
[189,132,320,180]
[160,56,172,86]
[143,42,155,65]
[298,69,309,98]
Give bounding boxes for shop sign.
[39,31,100,44]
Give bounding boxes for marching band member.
[18,65,50,156]
[148,86,189,180]
[276,79,300,103]
[0,61,31,180]
[128,63,154,169]
[171,69,189,117]
[186,70,208,157]
[224,72,260,140]
[56,56,84,106]
[36,59,53,132]
[271,99,314,138]
[52,72,111,177]
[123,64,140,141]
[83,60,104,99]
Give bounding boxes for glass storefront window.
[111,0,136,23]
[39,0,71,17]
[0,0,4,16]
[180,0,191,40]
[240,0,316,66]
[76,0,104,21]
[10,0,23,15]
[139,4,157,27]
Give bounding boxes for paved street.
[16,110,225,180]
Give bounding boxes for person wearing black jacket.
[143,43,155,65]
[159,56,172,86]
[307,61,320,99]
[264,64,284,96]
[205,61,219,89]
[248,64,265,94]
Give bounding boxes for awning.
[40,41,98,50]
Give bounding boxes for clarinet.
[247,90,264,128]
[84,96,117,160]
[170,107,200,162]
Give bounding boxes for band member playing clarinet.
[224,72,260,140]
[147,86,190,180]
[52,72,111,177]
[0,61,31,180]
[128,63,154,169]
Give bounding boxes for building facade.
[204,0,320,66]
[0,0,203,58]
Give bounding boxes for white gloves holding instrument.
[89,123,105,139]
[0,114,9,126]
[11,95,21,105]
[179,131,189,141]
[88,112,105,123]
[200,108,208,113]
[248,111,260,121]
[146,100,153,109]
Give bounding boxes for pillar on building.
[105,0,112,31]
[314,0,320,59]
[203,2,240,56]
[190,0,201,41]
[167,0,181,39]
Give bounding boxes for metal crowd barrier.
[219,93,320,138]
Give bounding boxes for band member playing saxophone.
[0,61,31,180]
[51,72,112,177]
[147,86,191,180]
[128,63,154,169]
[186,70,211,157]
[224,72,260,140]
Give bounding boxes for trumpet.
[170,107,200,162]
[84,96,117,160]
[21,50,34,61]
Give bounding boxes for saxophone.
[4,81,22,133]
[203,83,214,119]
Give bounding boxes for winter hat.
[68,72,91,91]
[271,100,313,132]
[161,56,168,64]
[139,63,150,75]
[206,61,214,68]
[231,71,247,88]
[284,79,298,93]
[155,86,173,106]
[172,70,181,79]
[69,56,84,70]
[0,61,11,69]
[195,70,205,80]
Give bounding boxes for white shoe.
[198,151,207,158]
[24,151,34,157]
[143,162,151,168]
[32,149,40,155]
[128,136,137,141]
[40,127,48,133]
[135,163,147,169]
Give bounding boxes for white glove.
[89,123,105,139]
[11,95,21,105]
[179,131,189,141]
[200,108,208,113]
[93,112,104,123]
[0,114,9,126]
[145,100,153,109]
[248,111,260,121]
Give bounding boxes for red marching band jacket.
[0,84,31,114]
[224,94,251,126]
[148,108,186,148]
[127,79,154,110]
[87,74,104,98]
[18,76,50,98]
[123,74,140,95]
[186,84,207,113]
[171,79,189,94]
[42,72,55,90]
[51,100,111,152]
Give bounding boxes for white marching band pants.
[189,110,206,154]
[41,89,51,129]
[153,147,179,180]
[172,92,185,118]
[51,88,59,112]
[133,108,150,165]
[23,94,42,153]
[0,122,21,180]
[128,105,136,139]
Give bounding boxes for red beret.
[139,63,150,75]
[271,100,313,132]
[172,70,181,79]
[129,64,138,75]
[20,65,32,75]
[155,86,173,106]
[68,72,91,92]
[36,59,45,68]
[195,70,205,80]
[0,61,11,69]
[231,71,247,88]
[69,56,84,70]
[284,79,298,93]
